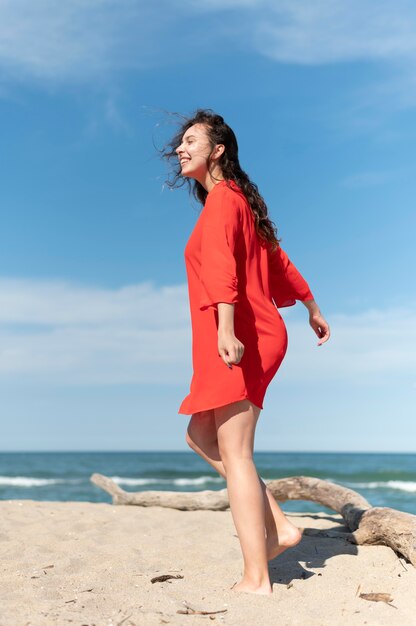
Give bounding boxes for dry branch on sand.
[90,473,416,567]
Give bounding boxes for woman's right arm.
[268,244,314,307]
[301,298,330,346]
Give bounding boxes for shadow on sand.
[268,513,358,586]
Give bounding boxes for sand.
[0,500,415,626]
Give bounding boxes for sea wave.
[111,475,225,487]
[0,476,68,487]
[350,480,416,493]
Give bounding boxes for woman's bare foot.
[231,580,273,595]
[266,524,303,561]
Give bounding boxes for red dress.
[178,180,314,415]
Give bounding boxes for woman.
[163,109,330,595]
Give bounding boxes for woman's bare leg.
[186,410,302,561]
[213,399,271,594]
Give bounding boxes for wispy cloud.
[1,1,416,83]
[251,1,416,65]
[0,0,174,82]
[283,307,416,387]
[0,277,415,389]
[0,278,190,385]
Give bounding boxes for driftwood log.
[91,473,416,566]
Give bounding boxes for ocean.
[0,451,415,515]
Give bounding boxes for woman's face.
[175,123,215,181]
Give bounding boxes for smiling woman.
[177,126,214,181]
[161,109,330,595]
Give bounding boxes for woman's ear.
[212,143,225,162]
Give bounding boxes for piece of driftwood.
[90,473,416,566]
[91,473,230,510]
[267,476,371,529]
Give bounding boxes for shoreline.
[1,500,415,625]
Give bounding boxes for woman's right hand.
[309,312,330,346]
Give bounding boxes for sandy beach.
[1,500,415,626]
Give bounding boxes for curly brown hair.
[161,109,280,251]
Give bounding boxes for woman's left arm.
[199,190,245,368]
[301,298,331,346]
[217,302,245,369]
[199,192,241,312]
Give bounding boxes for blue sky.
[1,1,415,452]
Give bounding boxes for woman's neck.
[199,167,224,193]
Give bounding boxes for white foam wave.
[111,475,224,487]
[351,480,416,493]
[0,476,66,487]
[173,476,224,486]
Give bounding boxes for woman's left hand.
[309,313,330,346]
[218,330,245,368]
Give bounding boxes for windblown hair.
[161,109,280,251]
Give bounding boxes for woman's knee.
[218,444,254,466]
[185,428,195,449]
[185,410,216,449]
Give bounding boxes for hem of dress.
[177,393,263,415]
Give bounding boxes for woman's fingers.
[218,337,244,367]
[310,317,331,346]
[317,327,330,345]
[222,348,243,366]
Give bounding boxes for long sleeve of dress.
[199,190,240,311]
[268,245,314,308]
